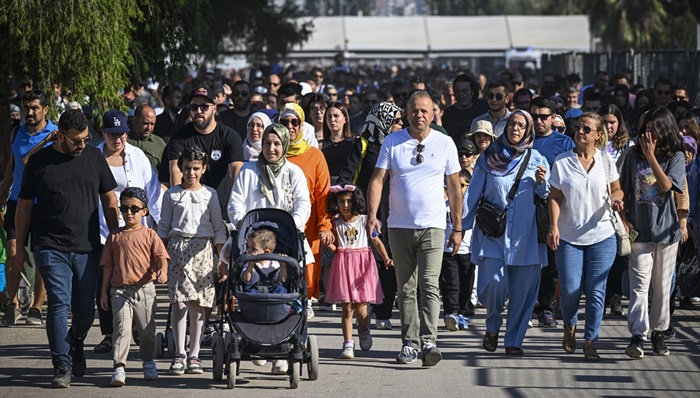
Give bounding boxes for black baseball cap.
[458,139,477,156]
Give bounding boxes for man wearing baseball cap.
[167,86,244,196]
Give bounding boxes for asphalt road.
[1,288,700,398]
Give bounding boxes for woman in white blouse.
[547,112,624,361]
[94,110,163,355]
[227,123,311,375]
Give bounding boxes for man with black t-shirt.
[14,109,119,388]
[153,85,182,142]
[219,80,251,143]
[442,74,488,146]
[167,86,244,198]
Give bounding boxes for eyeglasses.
[66,134,92,146]
[656,90,671,96]
[310,106,326,113]
[106,132,126,140]
[553,125,566,133]
[232,91,249,97]
[187,103,213,113]
[247,122,265,130]
[531,113,552,121]
[672,95,688,101]
[486,93,505,101]
[573,124,594,134]
[280,118,300,127]
[119,205,146,214]
[507,121,527,130]
[415,144,425,164]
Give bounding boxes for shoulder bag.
[602,153,631,256]
[476,150,531,238]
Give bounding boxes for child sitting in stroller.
[220,225,288,294]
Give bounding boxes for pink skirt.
[325,247,384,304]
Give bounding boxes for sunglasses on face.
[672,95,688,101]
[553,125,566,133]
[327,92,338,97]
[119,205,145,214]
[486,93,504,101]
[532,113,552,122]
[573,124,594,134]
[67,134,92,146]
[415,144,425,164]
[656,90,671,96]
[106,132,126,140]
[460,182,469,187]
[232,91,249,97]
[281,118,300,127]
[188,103,213,113]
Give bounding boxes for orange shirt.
[287,147,332,241]
[100,227,170,287]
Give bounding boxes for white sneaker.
[444,314,459,331]
[528,319,533,328]
[252,359,267,366]
[143,360,158,381]
[691,297,700,303]
[271,360,288,374]
[111,367,126,387]
[306,301,315,319]
[339,342,355,359]
[396,344,418,364]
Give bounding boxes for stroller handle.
[236,253,301,274]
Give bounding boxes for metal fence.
[541,50,700,98]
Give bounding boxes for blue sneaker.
[396,343,418,364]
[457,315,469,330]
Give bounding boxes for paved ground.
[1,288,700,398]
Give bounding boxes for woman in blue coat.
[464,109,550,355]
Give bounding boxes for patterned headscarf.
[484,110,535,173]
[257,124,290,203]
[363,102,403,144]
[243,112,272,161]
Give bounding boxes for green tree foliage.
[204,0,313,64]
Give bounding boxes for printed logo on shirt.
[211,149,222,161]
[344,226,359,245]
[634,164,667,205]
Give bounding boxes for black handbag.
[535,197,549,243]
[475,150,531,238]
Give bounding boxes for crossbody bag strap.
[507,149,532,201]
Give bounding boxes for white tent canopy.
[290,15,590,56]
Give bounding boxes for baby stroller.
[211,208,319,390]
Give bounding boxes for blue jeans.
[34,246,100,369]
[555,235,616,341]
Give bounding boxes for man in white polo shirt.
[367,91,463,367]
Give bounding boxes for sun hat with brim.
[469,119,496,138]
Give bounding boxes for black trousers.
[372,260,397,320]
[535,247,558,314]
[439,252,475,316]
[95,267,113,336]
[605,254,628,307]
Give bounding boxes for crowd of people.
[0,63,698,388]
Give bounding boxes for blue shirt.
[533,132,575,167]
[9,121,57,201]
[463,150,550,266]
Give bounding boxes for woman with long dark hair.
[599,104,634,163]
[620,106,686,358]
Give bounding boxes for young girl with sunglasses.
[323,185,390,359]
[157,146,227,375]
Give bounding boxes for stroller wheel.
[307,335,319,380]
[289,361,300,389]
[155,332,164,358]
[226,361,237,389]
[212,334,224,382]
[166,329,175,358]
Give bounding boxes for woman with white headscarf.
[242,111,272,162]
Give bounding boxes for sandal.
[583,340,600,361]
[505,346,524,356]
[562,325,576,354]
[482,331,499,352]
[93,335,113,354]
